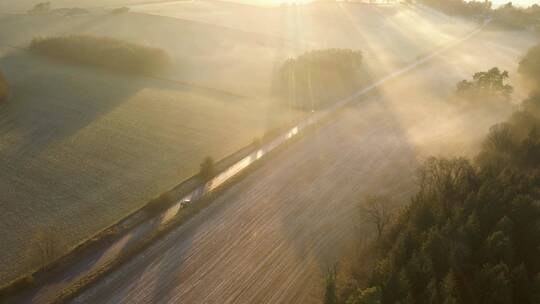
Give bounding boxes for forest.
[329,43,540,304]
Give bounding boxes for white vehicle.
[179,199,191,208]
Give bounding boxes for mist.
[0,1,539,303]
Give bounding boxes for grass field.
[0,1,514,286]
[0,47,302,285]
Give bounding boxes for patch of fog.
[119,2,480,95]
[0,2,481,96]
[370,29,539,159]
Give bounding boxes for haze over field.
[71,26,539,303]
[0,2,489,286]
[1,1,540,303]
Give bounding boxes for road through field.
[72,98,420,304]
[0,2,482,284]
[4,15,489,304]
[70,23,537,303]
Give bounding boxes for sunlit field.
[0,0,540,302]
[71,27,539,304]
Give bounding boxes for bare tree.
[323,262,339,304]
[32,231,64,266]
[359,195,394,239]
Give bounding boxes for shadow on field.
[270,88,420,285]
[0,49,241,161]
[0,50,147,158]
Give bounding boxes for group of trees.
[420,0,540,29]
[28,2,51,14]
[28,2,90,16]
[145,156,215,215]
[492,3,540,29]
[328,45,540,304]
[29,35,171,74]
[274,49,363,110]
[418,0,491,17]
[111,7,130,14]
[456,67,513,103]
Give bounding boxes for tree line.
[419,0,540,29]
[418,0,491,17]
[274,49,363,110]
[326,43,540,304]
[29,35,171,74]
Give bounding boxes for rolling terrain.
[71,26,538,304]
[0,8,301,285]
[0,0,534,291]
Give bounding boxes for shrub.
[418,0,491,17]
[0,275,35,300]
[274,49,363,110]
[111,7,130,14]
[29,2,51,14]
[199,157,215,182]
[252,137,262,148]
[29,35,171,74]
[57,7,89,16]
[145,193,174,215]
[519,44,540,88]
[0,70,8,103]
